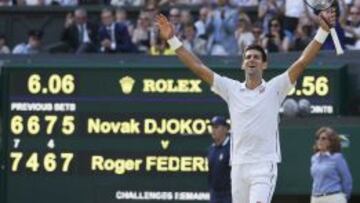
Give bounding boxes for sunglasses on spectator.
[271,23,280,27]
[316,136,329,141]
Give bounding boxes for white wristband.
[167,36,182,50]
[314,28,329,44]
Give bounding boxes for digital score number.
[287,76,329,97]
[8,73,78,175]
[27,74,75,95]
[9,152,74,173]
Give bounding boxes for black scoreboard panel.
[1,64,346,203]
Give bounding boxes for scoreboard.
[1,62,347,203]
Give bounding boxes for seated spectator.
[0,34,10,54]
[132,12,152,53]
[169,8,183,37]
[284,0,304,34]
[115,8,134,35]
[343,5,360,50]
[231,0,258,7]
[262,17,291,52]
[99,8,137,53]
[54,0,78,6]
[180,9,193,26]
[13,30,43,54]
[182,24,207,55]
[194,6,211,39]
[293,18,314,51]
[251,22,264,46]
[19,0,51,6]
[235,15,255,54]
[61,8,98,54]
[158,0,204,6]
[110,0,143,6]
[143,2,159,23]
[158,0,178,6]
[206,0,238,55]
[258,0,285,33]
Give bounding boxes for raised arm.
[155,14,214,86]
[288,8,336,84]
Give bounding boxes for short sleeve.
[211,73,235,103]
[269,71,295,103]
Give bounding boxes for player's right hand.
[155,14,175,40]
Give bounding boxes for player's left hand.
[155,14,175,40]
[319,7,336,32]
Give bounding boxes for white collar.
[315,151,331,157]
[239,79,267,91]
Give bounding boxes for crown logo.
[119,76,135,94]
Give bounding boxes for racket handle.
[330,28,344,55]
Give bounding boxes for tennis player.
[156,8,336,203]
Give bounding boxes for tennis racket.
[304,0,344,55]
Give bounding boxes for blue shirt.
[311,152,352,199]
[208,136,231,193]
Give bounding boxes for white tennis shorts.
[231,162,277,203]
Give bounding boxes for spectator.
[142,2,160,24]
[99,8,137,53]
[258,0,285,33]
[293,17,315,51]
[311,127,352,203]
[251,22,264,46]
[208,116,231,203]
[195,6,211,39]
[343,5,360,49]
[206,0,238,55]
[182,24,207,55]
[110,0,143,6]
[284,0,304,34]
[0,34,10,54]
[169,8,183,36]
[132,12,152,53]
[158,0,178,6]
[230,0,258,7]
[52,0,78,6]
[262,17,291,52]
[235,14,255,54]
[13,30,43,54]
[21,0,51,6]
[115,8,134,36]
[61,8,98,54]
[180,9,193,26]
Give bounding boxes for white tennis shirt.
[211,71,294,165]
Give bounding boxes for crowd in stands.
[0,0,359,55]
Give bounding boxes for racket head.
[304,0,334,10]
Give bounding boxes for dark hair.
[244,44,267,62]
[313,127,341,153]
[28,30,43,39]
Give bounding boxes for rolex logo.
[119,76,135,94]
